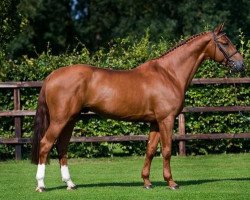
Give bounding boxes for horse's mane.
[158,31,209,58]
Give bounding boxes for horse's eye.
[221,42,229,46]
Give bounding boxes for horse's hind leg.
[55,120,76,190]
[36,122,67,192]
[141,123,160,189]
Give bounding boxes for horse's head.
[208,24,245,72]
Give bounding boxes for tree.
[5,0,75,58]
[74,0,178,50]
[176,0,250,40]
[1,0,250,59]
[0,0,22,50]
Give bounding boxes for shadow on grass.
[46,177,250,191]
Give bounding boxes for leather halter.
[212,32,238,65]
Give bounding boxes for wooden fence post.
[178,113,186,156]
[14,88,22,160]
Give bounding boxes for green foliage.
[0,0,22,50]
[2,0,250,58]
[0,32,249,159]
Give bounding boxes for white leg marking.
[61,165,76,189]
[36,164,45,190]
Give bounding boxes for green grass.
[0,154,249,200]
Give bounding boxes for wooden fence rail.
[0,78,250,159]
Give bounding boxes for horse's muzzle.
[230,60,245,72]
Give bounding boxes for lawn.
[0,154,249,200]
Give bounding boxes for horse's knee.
[146,147,157,159]
[146,138,159,157]
[162,148,171,159]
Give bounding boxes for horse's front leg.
[141,123,160,188]
[158,116,179,190]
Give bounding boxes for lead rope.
[233,82,250,122]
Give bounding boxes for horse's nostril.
[240,62,245,71]
[231,60,245,72]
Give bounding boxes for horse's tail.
[31,85,50,164]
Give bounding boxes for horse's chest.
[151,85,184,116]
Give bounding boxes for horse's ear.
[214,23,224,34]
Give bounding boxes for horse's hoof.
[36,187,45,192]
[67,185,77,190]
[144,185,153,189]
[169,184,179,190]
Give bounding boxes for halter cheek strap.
[212,32,239,65]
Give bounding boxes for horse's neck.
[159,33,211,91]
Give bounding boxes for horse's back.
[46,64,94,81]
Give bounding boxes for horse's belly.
[94,109,155,122]
[87,99,155,122]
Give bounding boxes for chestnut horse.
[31,24,244,192]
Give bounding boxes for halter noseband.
[212,32,239,66]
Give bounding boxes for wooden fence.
[0,78,250,160]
